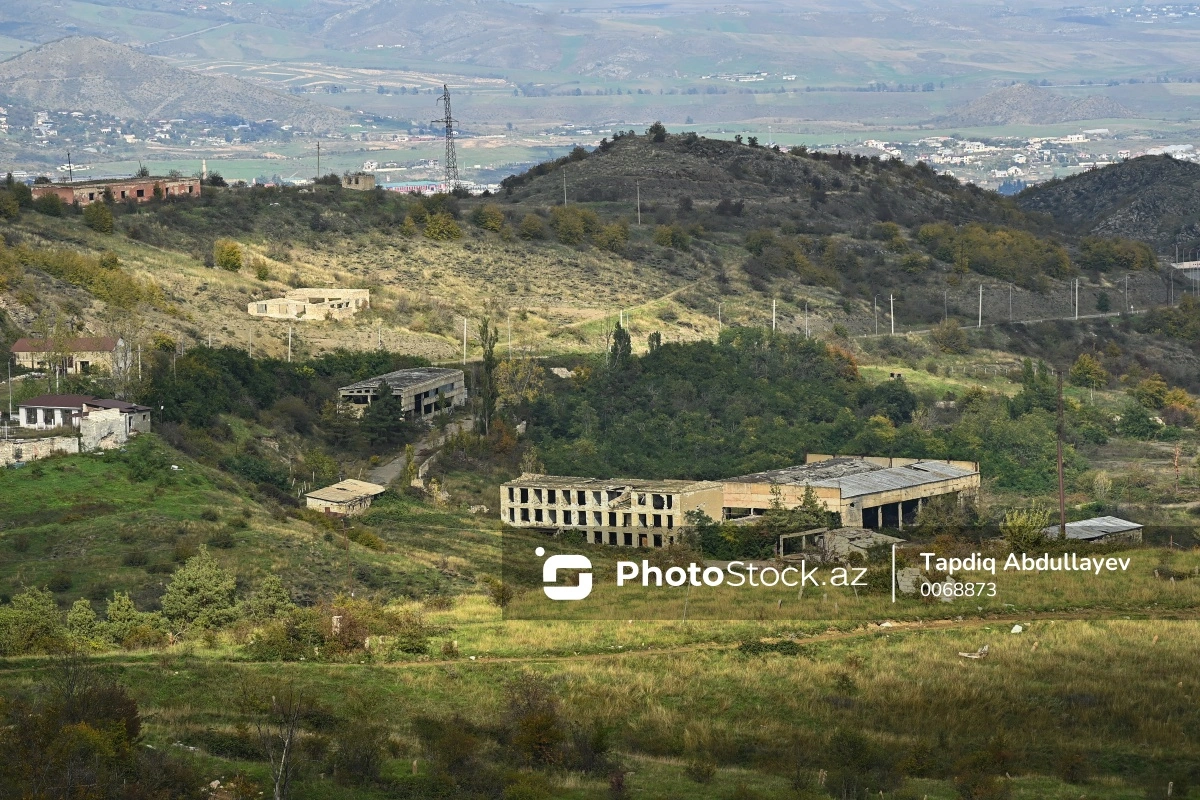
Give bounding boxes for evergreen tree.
[361,379,406,448]
[160,546,237,629]
[609,322,632,369]
[477,317,500,435]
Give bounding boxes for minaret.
[202,159,208,180]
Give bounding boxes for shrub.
[47,571,73,593]
[653,224,690,249]
[214,239,243,271]
[33,192,64,216]
[123,550,149,567]
[208,528,236,549]
[646,121,667,142]
[471,204,505,231]
[83,201,114,233]
[685,758,716,783]
[251,257,270,281]
[518,214,546,240]
[160,546,238,629]
[424,212,462,240]
[931,319,970,354]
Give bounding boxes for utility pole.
[804,300,809,339]
[137,343,142,382]
[288,325,293,362]
[1056,370,1066,540]
[874,295,879,335]
[1074,278,1079,321]
[717,302,722,332]
[636,181,641,225]
[249,329,253,359]
[1009,283,1013,323]
[563,168,567,205]
[978,284,983,328]
[889,294,894,335]
[772,298,776,331]
[1125,274,1130,312]
[66,151,73,183]
[508,311,512,357]
[462,318,467,365]
[316,140,320,179]
[943,290,948,322]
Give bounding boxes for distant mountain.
[0,37,351,131]
[939,84,1135,127]
[1016,155,1200,250]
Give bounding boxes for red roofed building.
[11,336,128,375]
[15,394,151,434]
[30,176,201,207]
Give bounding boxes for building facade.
[500,474,724,548]
[341,173,377,191]
[14,394,151,435]
[31,176,201,206]
[247,288,370,321]
[722,455,980,529]
[11,337,127,375]
[338,367,467,419]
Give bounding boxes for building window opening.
[521,508,529,522]
[609,532,617,545]
[652,494,665,510]
[653,514,662,527]
[638,513,647,527]
[653,534,663,547]
[547,489,556,504]
[521,487,529,503]
[623,533,633,546]
[509,508,515,521]
[534,508,543,523]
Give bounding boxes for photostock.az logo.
[537,547,592,601]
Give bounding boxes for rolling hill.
[1016,154,1200,250]
[0,37,352,131]
[938,83,1135,127]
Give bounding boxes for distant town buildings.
[247,288,370,321]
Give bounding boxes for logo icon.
[538,547,592,601]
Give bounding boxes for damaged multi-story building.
[722,455,980,529]
[499,475,724,548]
[338,366,467,420]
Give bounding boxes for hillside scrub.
[1,239,165,310]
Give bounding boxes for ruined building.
[247,288,370,321]
[338,367,467,420]
[499,475,724,548]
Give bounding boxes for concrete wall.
[31,178,200,206]
[80,408,127,451]
[0,436,79,466]
[305,496,375,516]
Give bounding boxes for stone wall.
[0,436,79,466]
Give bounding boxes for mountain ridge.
[0,37,352,131]
[938,83,1135,127]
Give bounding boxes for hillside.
[0,37,351,131]
[1016,154,1200,250]
[938,83,1135,126]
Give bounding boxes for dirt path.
[367,417,474,486]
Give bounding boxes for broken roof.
[339,367,463,394]
[727,457,978,498]
[18,394,148,412]
[504,474,722,493]
[305,479,387,503]
[1043,516,1142,541]
[11,337,118,353]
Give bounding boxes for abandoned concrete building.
[247,288,370,321]
[341,172,377,191]
[305,479,387,516]
[11,336,128,375]
[31,176,200,206]
[722,455,980,529]
[338,367,467,419]
[500,475,724,548]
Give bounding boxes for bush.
[83,201,114,233]
[213,239,243,271]
[33,192,64,216]
[424,212,462,240]
[251,257,270,281]
[931,319,970,354]
[160,546,238,629]
[208,528,236,549]
[471,204,505,231]
[123,550,149,567]
[518,214,546,240]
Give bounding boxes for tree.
[240,679,311,800]
[160,546,238,629]
[931,318,970,354]
[1096,291,1111,313]
[477,317,500,435]
[609,321,632,369]
[1068,353,1108,389]
[646,121,667,142]
[242,575,295,621]
[647,331,663,353]
[82,201,114,233]
[361,379,407,449]
[0,190,19,220]
[1132,374,1169,409]
[214,238,243,271]
[1000,505,1050,551]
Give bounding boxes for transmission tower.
[434,84,461,192]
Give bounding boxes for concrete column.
[895,502,903,529]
